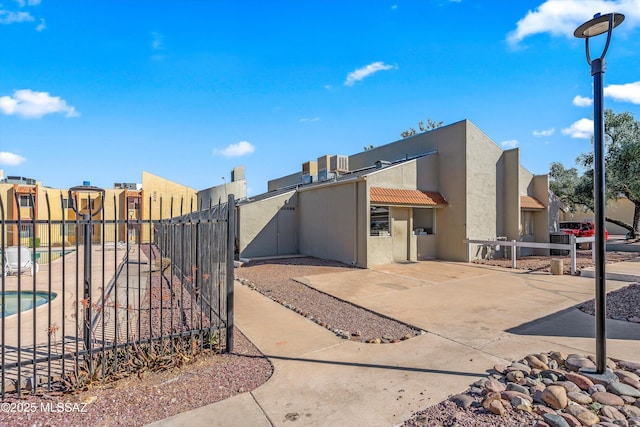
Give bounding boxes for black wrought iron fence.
[0,192,235,399]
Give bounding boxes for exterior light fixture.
[573,12,624,374]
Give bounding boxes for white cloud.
[344,62,396,87]
[35,17,45,31]
[299,117,320,123]
[14,0,42,6]
[507,0,640,46]
[573,95,593,107]
[391,4,398,10]
[151,31,164,50]
[214,141,255,157]
[0,9,34,24]
[562,118,594,139]
[604,81,640,104]
[533,128,555,137]
[323,84,332,90]
[0,89,79,119]
[501,139,519,149]
[0,152,26,166]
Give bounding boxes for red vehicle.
[559,220,608,240]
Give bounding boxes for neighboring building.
[237,119,551,267]
[0,168,245,246]
[559,196,636,236]
[197,166,247,209]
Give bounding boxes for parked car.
[559,220,608,240]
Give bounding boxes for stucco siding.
[298,182,358,265]
[237,191,296,258]
[464,122,503,261]
[502,149,520,242]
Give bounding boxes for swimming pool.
[0,291,58,318]
[34,248,75,264]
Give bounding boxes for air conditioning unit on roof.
[330,155,348,173]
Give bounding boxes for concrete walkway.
[149,261,640,427]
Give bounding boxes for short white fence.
[465,236,595,275]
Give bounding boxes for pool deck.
[0,245,145,389]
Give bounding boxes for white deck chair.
[3,246,39,277]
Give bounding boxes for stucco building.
[237,119,552,267]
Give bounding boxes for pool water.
[34,249,75,264]
[0,291,57,318]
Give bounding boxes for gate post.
[225,194,236,353]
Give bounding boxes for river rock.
[508,362,532,374]
[567,391,593,405]
[559,413,583,427]
[543,413,571,427]
[512,395,533,412]
[600,405,627,421]
[485,378,506,392]
[450,394,475,408]
[616,370,640,383]
[592,391,625,407]
[622,377,640,389]
[621,404,640,418]
[555,380,581,394]
[564,371,595,391]
[543,385,569,410]
[526,354,550,370]
[565,355,596,372]
[506,370,525,383]
[565,402,600,426]
[608,382,640,398]
[502,390,533,403]
[506,382,530,395]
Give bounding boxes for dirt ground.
[472,249,640,274]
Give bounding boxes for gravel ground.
[236,257,422,343]
[2,253,639,427]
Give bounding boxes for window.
[521,211,534,236]
[370,206,390,236]
[62,198,72,209]
[19,195,33,208]
[413,208,435,235]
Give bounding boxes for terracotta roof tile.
[370,187,448,206]
[521,195,546,210]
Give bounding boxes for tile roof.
[370,187,448,206]
[520,195,546,210]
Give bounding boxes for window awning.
[370,187,448,207]
[521,195,546,210]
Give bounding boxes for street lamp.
[573,12,624,374]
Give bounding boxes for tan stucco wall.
[298,181,362,266]
[142,171,197,220]
[267,172,300,192]
[237,191,296,258]
[197,180,246,210]
[464,122,504,261]
[502,149,520,242]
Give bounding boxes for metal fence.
[0,192,235,399]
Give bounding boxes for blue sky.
[1,0,639,197]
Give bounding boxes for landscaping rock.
[543,385,568,410]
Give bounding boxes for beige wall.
[298,180,363,266]
[197,180,246,210]
[237,191,296,259]
[502,149,520,242]
[267,172,300,192]
[142,171,197,220]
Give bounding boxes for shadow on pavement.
[264,354,487,378]
[506,307,640,340]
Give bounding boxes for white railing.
[465,236,595,275]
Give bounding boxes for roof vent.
[375,160,392,169]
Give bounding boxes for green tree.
[400,118,443,138]
[550,109,640,239]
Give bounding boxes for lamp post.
[573,12,624,374]
[68,185,105,365]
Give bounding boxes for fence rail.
[466,236,595,275]
[1,192,235,399]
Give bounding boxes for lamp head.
[574,13,624,38]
